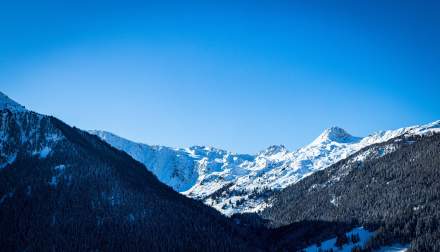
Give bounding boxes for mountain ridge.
[0,92,26,112]
[0,92,259,251]
[91,120,440,215]
[261,131,440,251]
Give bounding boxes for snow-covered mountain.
[261,129,440,251]
[0,91,257,251]
[2,90,438,250]
[91,120,440,215]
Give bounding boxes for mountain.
[0,92,259,251]
[261,131,440,251]
[0,92,26,112]
[3,90,439,251]
[91,121,440,215]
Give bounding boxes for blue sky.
[1,1,439,153]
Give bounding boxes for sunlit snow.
[91,120,440,215]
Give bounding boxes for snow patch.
[54,164,66,172]
[39,147,52,159]
[376,244,409,252]
[330,195,340,207]
[304,227,409,252]
[0,191,14,206]
[0,153,17,169]
[304,227,373,252]
[48,176,58,187]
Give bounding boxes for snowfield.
[91,120,440,215]
[304,227,373,252]
[304,227,409,252]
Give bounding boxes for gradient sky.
[1,0,439,153]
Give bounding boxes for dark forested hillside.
[0,109,259,251]
[2,99,439,252]
[262,133,440,251]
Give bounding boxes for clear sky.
[1,0,439,153]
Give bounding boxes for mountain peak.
[0,92,26,112]
[259,144,288,156]
[312,126,359,144]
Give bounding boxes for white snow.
[91,120,440,215]
[304,227,373,252]
[39,147,52,159]
[330,195,339,207]
[0,93,65,169]
[376,244,409,252]
[49,176,58,187]
[48,165,66,187]
[303,227,409,252]
[0,153,17,169]
[54,164,66,172]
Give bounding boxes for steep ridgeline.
[261,132,440,252]
[0,92,259,251]
[0,92,26,112]
[91,121,440,215]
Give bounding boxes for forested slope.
[0,109,259,251]
[262,133,440,251]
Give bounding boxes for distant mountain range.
[1,91,440,251]
[91,121,440,215]
[261,129,440,251]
